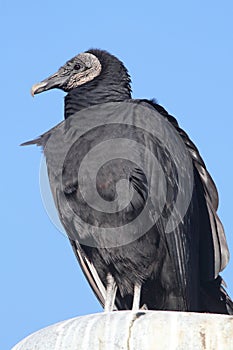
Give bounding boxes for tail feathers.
[200,276,233,315]
[220,285,233,315]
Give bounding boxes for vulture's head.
[31,49,131,97]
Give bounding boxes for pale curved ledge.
[12,310,233,350]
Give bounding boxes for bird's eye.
[74,63,81,70]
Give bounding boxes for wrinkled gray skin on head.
[31,53,102,95]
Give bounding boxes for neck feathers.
[65,51,131,119]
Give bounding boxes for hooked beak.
[31,71,69,96]
[31,81,50,96]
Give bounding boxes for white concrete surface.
[12,311,233,350]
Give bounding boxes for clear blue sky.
[2,1,233,349]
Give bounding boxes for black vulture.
[23,49,233,314]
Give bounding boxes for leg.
[132,283,142,310]
[104,273,117,312]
